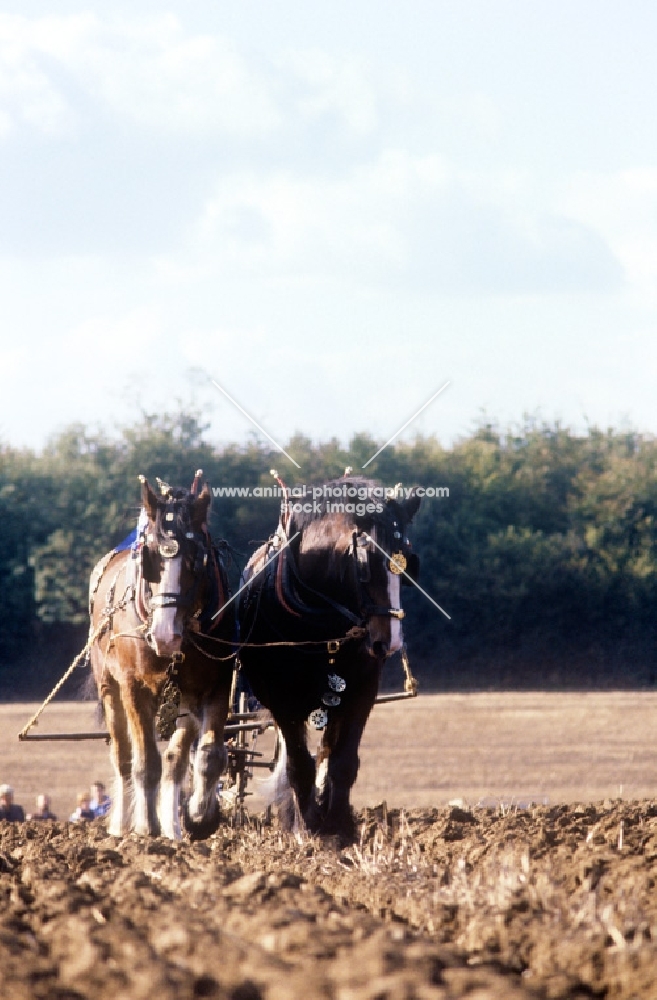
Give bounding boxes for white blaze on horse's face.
[362,526,405,658]
[363,527,394,658]
[386,568,403,655]
[149,553,184,658]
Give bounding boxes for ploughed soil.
[2,799,657,1000]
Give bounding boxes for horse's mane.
[286,477,401,538]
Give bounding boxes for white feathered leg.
[159,718,197,840]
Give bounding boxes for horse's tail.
[258,731,299,832]
[94,699,105,728]
[80,664,104,726]
[259,729,289,805]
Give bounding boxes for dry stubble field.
[2,692,657,999]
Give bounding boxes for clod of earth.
[1,800,657,999]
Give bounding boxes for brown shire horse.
[238,477,420,840]
[89,475,235,839]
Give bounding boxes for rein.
[185,625,368,660]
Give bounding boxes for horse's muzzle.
[146,630,183,659]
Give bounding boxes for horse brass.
[389,552,407,575]
[309,708,328,730]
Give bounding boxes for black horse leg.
[278,719,316,829]
[318,657,381,839]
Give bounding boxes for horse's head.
[139,476,213,659]
[292,478,421,660]
[355,491,420,659]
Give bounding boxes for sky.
[1,1,656,463]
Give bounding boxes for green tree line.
[2,411,657,696]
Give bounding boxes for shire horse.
[238,477,420,840]
[89,473,234,839]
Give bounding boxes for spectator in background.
[90,781,111,818]
[27,794,57,821]
[0,784,25,822]
[69,792,95,822]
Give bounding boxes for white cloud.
[190,149,621,294]
[0,13,416,143]
[0,14,76,136]
[193,149,447,272]
[560,168,657,303]
[0,13,280,138]
[77,15,280,135]
[284,48,378,133]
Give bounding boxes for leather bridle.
[350,529,410,623]
[137,504,222,639]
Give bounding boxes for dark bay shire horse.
[89,474,235,839]
[238,477,420,839]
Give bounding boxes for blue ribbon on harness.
[115,527,137,552]
[115,509,149,554]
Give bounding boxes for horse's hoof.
[317,811,357,845]
[322,828,357,848]
[182,800,221,841]
[134,824,162,838]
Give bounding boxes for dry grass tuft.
[340,810,427,875]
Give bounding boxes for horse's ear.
[139,476,159,520]
[192,482,211,529]
[402,491,421,522]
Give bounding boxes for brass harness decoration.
[155,651,185,740]
[389,551,407,575]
